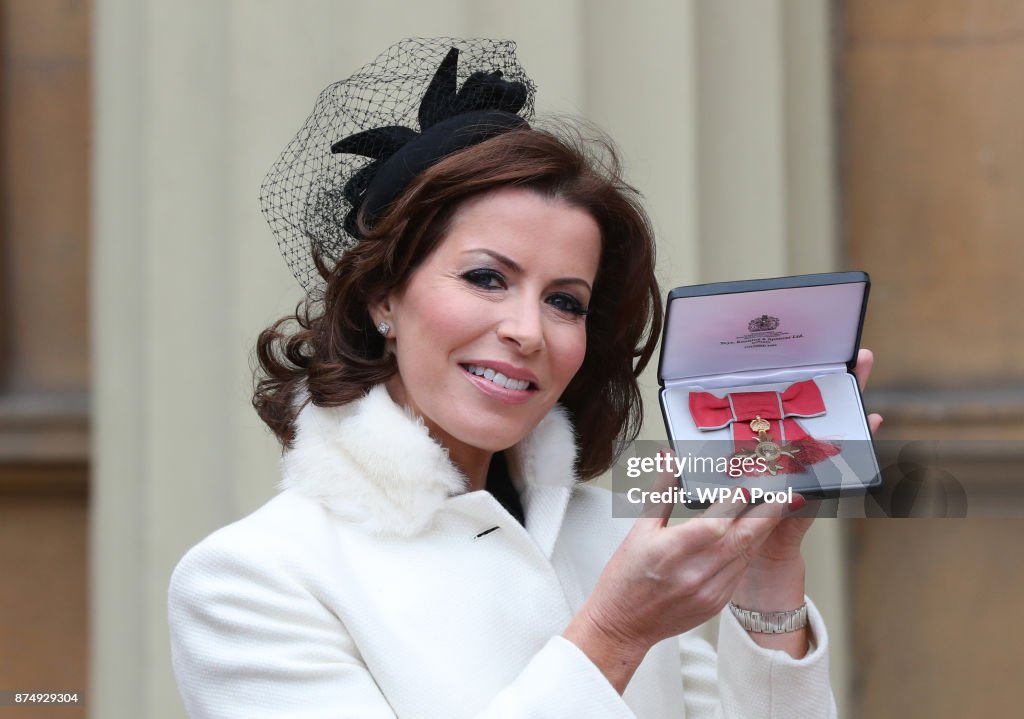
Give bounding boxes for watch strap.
[728,601,808,634]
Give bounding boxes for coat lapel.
[505,405,578,559]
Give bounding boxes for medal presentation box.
[657,272,881,506]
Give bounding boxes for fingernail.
[788,494,806,512]
[741,487,751,502]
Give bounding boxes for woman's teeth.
[463,364,532,391]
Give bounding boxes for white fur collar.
[280,384,579,537]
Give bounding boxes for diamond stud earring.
[376,321,391,337]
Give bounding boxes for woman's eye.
[461,268,506,289]
[548,293,589,317]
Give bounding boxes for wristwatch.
[728,601,808,634]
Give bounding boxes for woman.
[170,38,873,717]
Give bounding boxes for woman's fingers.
[867,412,884,435]
[636,450,682,529]
[855,349,883,435]
[658,483,755,547]
[656,499,793,615]
[701,486,754,519]
[616,488,803,642]
[853,348,874,392]
[717,498,793,564]
[854,349,884,436]
[664,487,786,554]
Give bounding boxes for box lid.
[657,271,870,385]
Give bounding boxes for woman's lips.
[459,364,536,405]
[459,360,539,387]
[460,364,534,391]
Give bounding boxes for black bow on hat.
[330,46,530,237]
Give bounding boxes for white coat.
[168,384,837,718]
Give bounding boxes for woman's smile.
[459,360,539,389]
[459,361,538,404]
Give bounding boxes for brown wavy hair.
[254,124,662,480]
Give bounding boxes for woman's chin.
[444,410,544,454]
[451,425,531,453]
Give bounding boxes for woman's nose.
[496,301,545,355]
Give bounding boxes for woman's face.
[374,186,601,461]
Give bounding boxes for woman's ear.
[369,292,396,338]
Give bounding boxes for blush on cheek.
[431,309,477,340]
[557,330,588,383]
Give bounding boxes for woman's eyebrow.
[463,248,522,272]
[462,248,593,292]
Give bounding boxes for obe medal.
[735,415,800,476]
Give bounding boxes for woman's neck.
[383,377,493,492]
[445,445,493,493]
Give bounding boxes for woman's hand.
[563,468,797,693]
[564,351,884,690]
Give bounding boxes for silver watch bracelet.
[728,601,809,634]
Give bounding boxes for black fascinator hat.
[259,38,537,295]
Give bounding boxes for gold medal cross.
[734,416,800,476]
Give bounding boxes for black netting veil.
[259,38,537,296]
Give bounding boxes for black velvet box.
[657,272,881,505]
